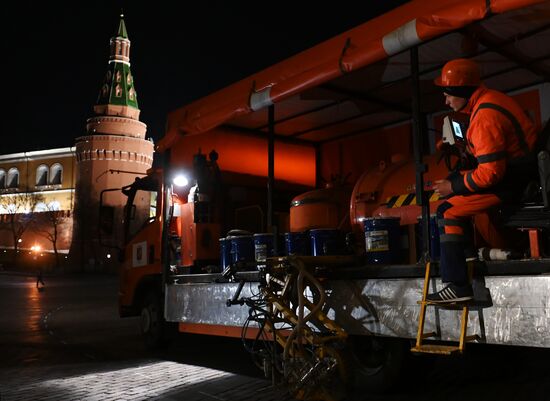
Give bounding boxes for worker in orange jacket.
[427,58,538,303]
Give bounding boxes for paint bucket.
[219,237,231,271]
[309,228,344,256]
[363,217,401,264]
[417,215,440,260]
[253,233,275,267]
[284,232,310,256]
[229,235,254,265]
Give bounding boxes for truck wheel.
[348,336,406,393]
[140,292,174,349]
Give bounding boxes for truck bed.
[165,258,550,348]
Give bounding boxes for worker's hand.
[433,179,453,198]
[436,139,448,152]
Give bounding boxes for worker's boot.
[428,240,472,303]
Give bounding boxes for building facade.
[0,148,76,260]
[0,147,76,213]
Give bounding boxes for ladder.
[411,261,479,355]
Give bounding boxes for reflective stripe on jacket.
[450,85,538,196]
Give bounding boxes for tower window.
[115,84,122,97]
[0,170,5,188]
[36,165,48,186]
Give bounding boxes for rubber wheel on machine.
[140,291,174,349]
[347,336,407,393]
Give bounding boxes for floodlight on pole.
[172,174,189,187]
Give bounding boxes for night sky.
[3,1,408,154]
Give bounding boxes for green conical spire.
[117,13,128,39]
[94,14,139,115]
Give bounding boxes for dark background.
[2,1,408,154]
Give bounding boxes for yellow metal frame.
[411,261,479,355]
[260,257,349,400]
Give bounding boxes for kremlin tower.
[72,14,154,270]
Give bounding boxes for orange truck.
[115,1,549,399]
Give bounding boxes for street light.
[172,174,189,187]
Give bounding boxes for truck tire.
[348,336,407,393]
[140,291,175,349]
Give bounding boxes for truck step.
[418,300,473,310]
[413,262,477,356]
[411,344,462,355]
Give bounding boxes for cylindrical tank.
[229,235,254,265]
[309,228,345,256]
[284,231,310,256]
[219,237,231,271]
[363,216,401,264]
[290,183,352,232]
[416,214,441,261]
[289,152,454,258]
[350,153,449,235]
[253,233,275,264]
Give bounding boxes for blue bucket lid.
[226,234,253,239]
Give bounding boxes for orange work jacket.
[450,85,538,199]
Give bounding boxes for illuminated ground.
[0,273,291,400]
[0,272,548,401]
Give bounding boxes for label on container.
[365,230,389,252]
[255,244,267,262]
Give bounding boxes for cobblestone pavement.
[1,273,549,401]
[0,273,294,401]
[0,360,293,401]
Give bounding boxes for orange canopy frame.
[158,0,548,152]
